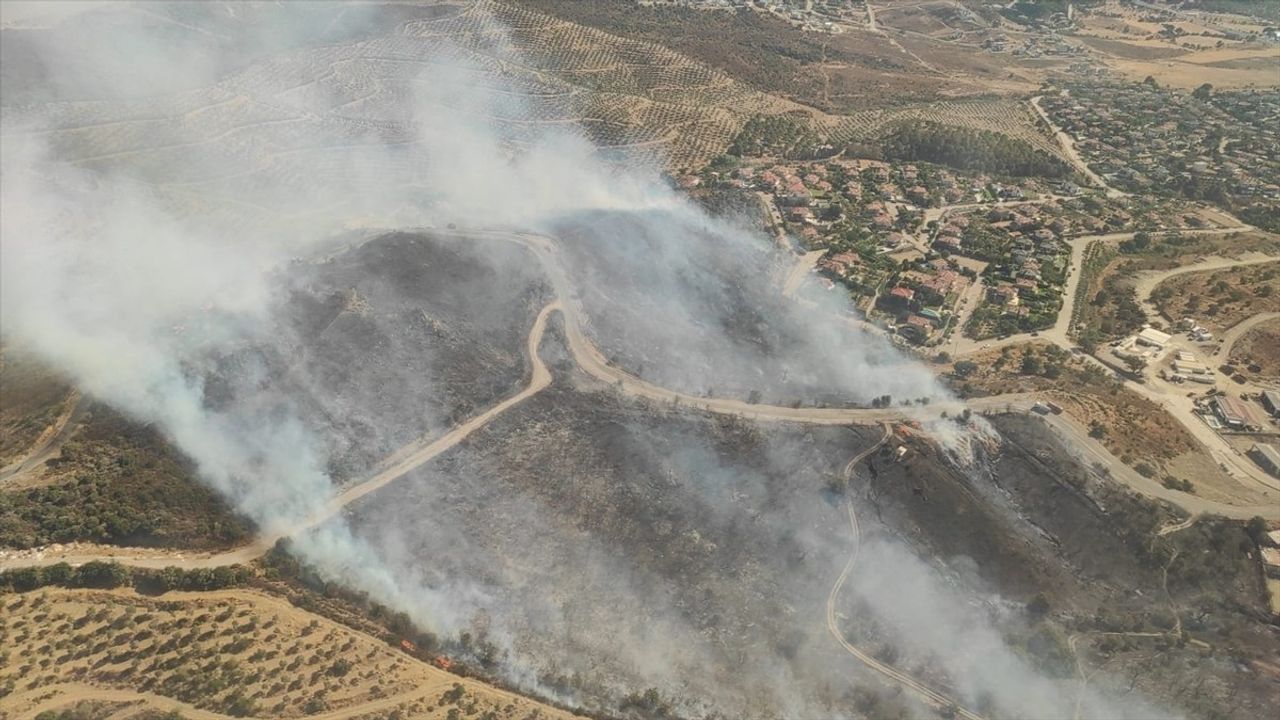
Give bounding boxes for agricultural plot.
[2,0,1070,199]
[0,588,578,720]
[821,98,1066,160]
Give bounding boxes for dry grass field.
[1152,261,1280,333]
[1228,317,1280,381]
[0,587,582,720]
[1072,0,1280,88]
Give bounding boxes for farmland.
[0,586,581,720]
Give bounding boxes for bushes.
[0,407,251,550]
[881,120,1072,178]
[0,562,252,594]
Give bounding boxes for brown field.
[1107,53,1280,89]
[1071,0,1280,87]
[0,588,582,720]
[1228,317,1280,380]
[1152,261,1280,333]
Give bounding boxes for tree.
[1026,592,1051,619]
[76,561,130,588]
[1246,516,1271,546]
[1122,355,1147,374]
[1020,354,1044,375]
[43,562,74,586]
[1119,231,1151,254]
[953,360,979,378]
[1192,83,1213,101]
[1089,421,1107,440]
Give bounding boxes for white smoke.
[0,3,1180,718]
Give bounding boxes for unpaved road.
[1135,253,1279,322]
[826,424,985,720]
[7,228,1278,574]
[0,392,89,484]
[1215,311,1280,360]
[1031,95,1125,198]
[952,225,1258,359]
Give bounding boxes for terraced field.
[0,587,582,720]
[3,0,1064,224]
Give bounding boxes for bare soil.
[1153,262,1280,334]
[1229,317,1280,380]
[0,587,582,720]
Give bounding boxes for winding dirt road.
[7,226,1278,573]
[1135,253,1279,322]
[1215,311,1280,361]
[826,425,984,720]
[6,227,1277,720]
[0,392,89,484]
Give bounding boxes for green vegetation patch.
[0,406,251,550]
[881,121,1072,178]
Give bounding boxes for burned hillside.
[199,232,550,482]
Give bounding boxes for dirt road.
[1215,311,1280,360]
[0,303,561,572]
[950,225,1260,359]
[8,228,1277,574]
[0,392,89,484]
[826,425,984,720]
[1031,95,1126,198]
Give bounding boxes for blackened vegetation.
[204,232,550,482]
[880,121,1072,178]
[343,322,877,716]
[854,414,1276,720]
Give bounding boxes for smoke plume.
[1,3,1176,718]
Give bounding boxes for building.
[1262,390,1280,418]
[1215,395,1263,430]
[1251,443,1280,478]
[1136,326,1172,349]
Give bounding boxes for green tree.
[1246,516,1270,546]
[1020,354,1044,375]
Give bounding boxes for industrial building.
[1262,390,1280,418]
[1136,326,1172,349]
[1250,443,1280,478]
[1213,395,1263,430]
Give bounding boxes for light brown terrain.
[1072,0,1280,87]
[1152,261,1280,333]
[1228,317,1280,381]
[0,588,583,720]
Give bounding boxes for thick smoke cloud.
[1,3,1173,718]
